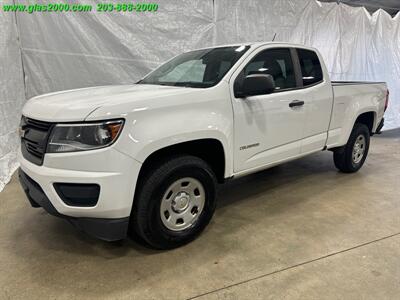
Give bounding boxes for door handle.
[289,100,305,108]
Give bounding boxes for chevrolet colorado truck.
[18,42,389,249]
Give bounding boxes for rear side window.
[297,49,323,86]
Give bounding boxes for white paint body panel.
[18,146,141,218]
[326,83,387,148]
[230,44,335,172]
[19,42,387,219]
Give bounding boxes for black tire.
[333,123,370,173]
[131,155,217,249]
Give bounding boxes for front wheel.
[333,123,370,173]
[131,155,217,249]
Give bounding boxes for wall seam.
[13,0,28,103]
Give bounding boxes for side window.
[297,49,323,86]
[242,48,296,90]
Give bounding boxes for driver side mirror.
[235,74,275,98]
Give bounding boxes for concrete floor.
[0,129,399,300]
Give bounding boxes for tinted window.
[297,49,323,86]
[241,48,296,91]
[139,46,250,88]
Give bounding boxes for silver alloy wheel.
[160,177,205,231]
[352,134,366,164]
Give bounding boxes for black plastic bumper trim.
[53,182,100,207]
[18,168,129,241]
[376,118,384,134]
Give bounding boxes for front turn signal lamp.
[47,119,124,153]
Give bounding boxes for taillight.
[385,90,389,112]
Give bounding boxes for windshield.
[138,46,250,88]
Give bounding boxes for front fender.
[85,83,234,177]
[113,103,233,178]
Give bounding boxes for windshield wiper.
[137,81,210,88]
[136,81,175,87]
[173,82,209,88]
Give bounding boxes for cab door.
[230,47,306,172]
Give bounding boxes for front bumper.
[19,168,129,241]
[18,146,141,218]
[18,145,142,241]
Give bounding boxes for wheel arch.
[354,111,376,134]
[137,138,228,184]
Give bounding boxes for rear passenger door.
[295,48,333,153]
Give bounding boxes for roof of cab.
[194,42,318,52]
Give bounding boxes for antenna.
[272,33,277,42]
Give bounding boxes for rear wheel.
[333,123,370,173]
[131,155,217,249]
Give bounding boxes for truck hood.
[22,84,196,122]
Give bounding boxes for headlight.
[47,119,124,153]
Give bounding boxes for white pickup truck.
[18,42,389,249]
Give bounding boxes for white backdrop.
[1,0,399,191]
[0,1,25,191]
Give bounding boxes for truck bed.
[326,81,387,149]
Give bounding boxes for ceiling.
[320,0,400,15]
